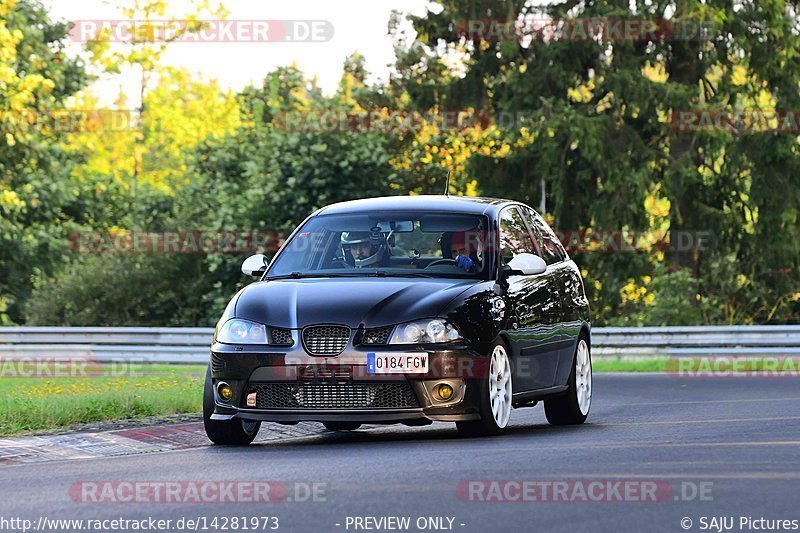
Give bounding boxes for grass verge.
[592,359,669,372]
[0,364,205,437]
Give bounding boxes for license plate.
[367,352,429,374]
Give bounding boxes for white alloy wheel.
[575,339,592,415]
[489,344,513,428]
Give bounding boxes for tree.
[0,0,89,324]
[396,0,800,324]
[84,0,227,194]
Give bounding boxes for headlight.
[388,319,462,344]
[216,319,268,344]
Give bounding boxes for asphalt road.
[2,375,799,533]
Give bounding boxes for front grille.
[299,365,353,381]
[270,328,294,346]
[302,325,350,356]
[246,382,419,409]
[361,326,393,345]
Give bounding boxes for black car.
[204,196,591,444]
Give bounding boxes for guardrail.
[0,325,798,363]
[591,325,800,358]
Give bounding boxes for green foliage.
[0,0,90,324]
[5,0,800,326]
[606,265,723,326]
[26,254,215,326]
[396,0,800,324]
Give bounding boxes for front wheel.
[456,340,513,437]
[203,367,261,445]
[544,336,592,425]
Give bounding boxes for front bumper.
[209,342,486,424]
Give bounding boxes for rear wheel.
[203,367,261,445]
[456,340,513,437]
[544,336,592,425]
[323,422,362,431]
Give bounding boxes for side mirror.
[503,253,547,276]
[241,254,269,277]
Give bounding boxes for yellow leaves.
[1,10,57,109]
[0,189,25,211]
[519,64,527,74]
[620,276,653,305]
[756,89,776,110]
[389,107,515,193]
[0,0,14,17]
[644,194,670,218]
[731,65,748,86]
[4,132,15,146]
[567,80,595,103]
[641,62,668,83]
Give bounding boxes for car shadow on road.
[210,420,605,453]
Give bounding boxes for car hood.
[234,277,476,328]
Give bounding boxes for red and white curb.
[0,422,327,465]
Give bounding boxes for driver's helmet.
[341,230,385,267]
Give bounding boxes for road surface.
[1,375,799,533]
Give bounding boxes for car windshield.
[267,211,492,280]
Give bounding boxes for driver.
[341,230,388,268]
[450,230,483,273]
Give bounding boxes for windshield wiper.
[264,272,306,280]
[265,272,370,280]
[266,271,437,280]
[368,271,434,278]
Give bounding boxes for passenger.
[449,230,483,273]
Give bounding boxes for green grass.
[592,359,669,372]
[0,364,206,437]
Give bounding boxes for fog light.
[217,382,233,402]
[436,383,454,401]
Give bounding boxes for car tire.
[544,335,592,425]
[456,339,513,437]
[203,366,261,445]
[323,422,362,431]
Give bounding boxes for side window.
[499,207,538,264]
[525,208,566,265]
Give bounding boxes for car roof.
[315,195,516,217]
